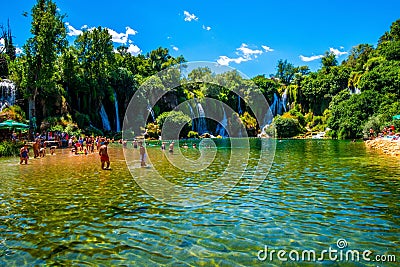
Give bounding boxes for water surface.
[0,140,399,266]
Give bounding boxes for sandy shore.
[365,138,400,157]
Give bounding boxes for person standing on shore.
[99,140,110,170]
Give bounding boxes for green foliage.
[0,105,26,122]
[187,131,199,139]
[0,141,22,157]
[240,111,257,136]
[146,123,160,139]
[271,115,303,138]
[156,111,192,139]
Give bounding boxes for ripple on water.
[0,142,399,266]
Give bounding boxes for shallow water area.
[0,140,399,266]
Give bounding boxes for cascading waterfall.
[349,87,361,95]
[270,93,280,117]
[261,91,290,135]
[187,102,196,131]
[237,95,243,115]
[216,105,228,137]
[196,102,208,135]
[99,104,111,132]
[0,79,16,112]
[114,91,121,132]
[147,102,156,122]
[281,89,288,113]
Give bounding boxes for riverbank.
[365,138,400,157]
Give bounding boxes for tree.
[73,26,115,124]
[321,51,337,71]
[275,59,296,85]
[156,110,192,139]
[22,0,67,124]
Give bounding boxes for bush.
[156,111,192,139]
[0,105,26,122]
[0,141,22,157]
[272,115,303,138]
[240,112,257,136]
[187,131,199,139]
[146,123,161,139]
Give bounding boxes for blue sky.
[1,0,400,77]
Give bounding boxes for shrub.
[187,131,199,139]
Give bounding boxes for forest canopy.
[0,0,399,140]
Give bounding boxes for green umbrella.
[0,119,29,130]
[393,114,400,120]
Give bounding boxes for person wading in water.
[99,140,110,170]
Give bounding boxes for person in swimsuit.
[99,140,110,169]
[20,144,29,164]
[169,142,174,153]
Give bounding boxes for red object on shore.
[390,125,395,131]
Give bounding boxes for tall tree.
[0,20,16,78]
[73,26,115,122]
[23,0,67,124]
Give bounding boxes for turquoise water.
[0,140,399,266]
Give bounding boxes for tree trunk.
[28,95,36,130]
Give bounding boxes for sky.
[1,0,400,78]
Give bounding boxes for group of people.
[369,125,399,140]
[18,134,202,169]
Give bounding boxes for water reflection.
[0,140,399,266]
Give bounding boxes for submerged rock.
[365,138,400,157]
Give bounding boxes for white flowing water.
[114,91,121,132]
[0,79,16,112]
[99,104,111,132]
[216,105,228,137]
[196,102,208,135]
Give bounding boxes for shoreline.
[365,138,400,157]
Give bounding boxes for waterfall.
[187,102,196,131]
[0,79,16,112]
[349,87,361,95]
[270,93,280,117]
[196,102,208,135]
[216,105,228,137]
[281,89,288,113]
[147,102,155,122]
[237,95,243,115]
[114,91,121,132]
[99,104,111,132]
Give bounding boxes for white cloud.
[217,55,247,66]
[329,47,348,57]
[65,22,83,36]
[0,38,22,55]
[299,47,348,62]
[299,55,324,62]
[217,43,273,66]
[107,26,138,44]
[183,11,198,22]
[172,46,179,51]
[202,25,211,31]
[66,23,138,45]
[262,45,274,52]
[236,43,262,58]
[126,44,141,55]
